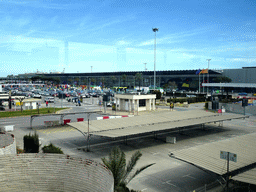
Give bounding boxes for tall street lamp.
[152,28,158,90]
[207,59,211,95]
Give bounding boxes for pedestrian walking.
[170,102,174,111]
[46,101,48,107]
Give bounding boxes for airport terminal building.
[15,69,222,91]
[3,67,256,91]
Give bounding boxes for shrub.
[152,90,161,99]
[204,102,209,110]
[16,146,24,154]
[42,143,64,154]
[23,132,40,153]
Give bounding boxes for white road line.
[182,174,196,179]
[0,122,17,124]
[141,188,147,191]
[165,180,177,187]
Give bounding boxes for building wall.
[223,68,256,83]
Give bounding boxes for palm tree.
[102,146,155,192]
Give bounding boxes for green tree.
[17,97,25,113]
[135,73,143,90]
[102,146,155,192]
[111,76,117,87]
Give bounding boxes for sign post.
[220,151,237,192]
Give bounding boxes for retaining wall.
[0,154,114,192]
[208,102,256,116]
[0,133,16,155]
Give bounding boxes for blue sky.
[1,0,256,77]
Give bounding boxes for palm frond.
[126,163,155,184]
[123,150,142,182]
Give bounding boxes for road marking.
[141,188,147,191]
[0,122,16,124]
[165,180,177,187]
[182,174,196,179]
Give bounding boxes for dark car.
[238,92,247,96]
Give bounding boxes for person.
[78,99,81,106]
[170,102,174,111]
[46,101,48,107]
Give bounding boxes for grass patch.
[0,108,67,118]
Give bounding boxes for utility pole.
[144,63,147,71]
[152,28,158,90]
[207,59,211,95]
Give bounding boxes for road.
[2,99,256,192]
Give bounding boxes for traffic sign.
[220,151,237,162]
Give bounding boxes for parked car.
[238,92,247,96]
[33,94,41,98]
[186,94,196,98]
[44,97,55,103]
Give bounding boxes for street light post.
[207,59,211,95]
[152,28,158,90]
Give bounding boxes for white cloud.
[116,40,130,46]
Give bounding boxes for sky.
[1,0,256,77]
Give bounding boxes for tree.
[135,73,143,90]
[102,146,155,192]
[17,97,25,112]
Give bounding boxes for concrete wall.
[223,68,256,83]
[208,102,256,116]
[0,154,114,192]
[220,103,256,116]
[0,134,16,155]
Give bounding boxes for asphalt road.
[2,99,255,192]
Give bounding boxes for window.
[139,99,146,107]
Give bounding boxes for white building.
[115,93,156,112]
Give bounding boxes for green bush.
[23,132,40,153]
[204,102,209,109]
[42,143,64,154]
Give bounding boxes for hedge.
[23,132,40,153]
[42,143,64,154]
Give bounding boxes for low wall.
[0,133,16,155]
[0,154,114,192]
[209,102,256,116]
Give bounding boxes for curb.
[96,115,134,120]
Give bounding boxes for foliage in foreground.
[42,143,64,154]
[102,146,155,192]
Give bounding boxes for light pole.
[144,63,147,71]
[207,59,211,95]
[152,28,158,90]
